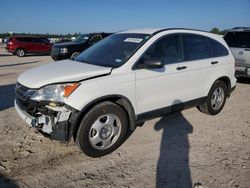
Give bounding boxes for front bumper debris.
[15,100,78,141]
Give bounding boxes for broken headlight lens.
[30,83,79,102]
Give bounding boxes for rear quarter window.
[32,38,44,43]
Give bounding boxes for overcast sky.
[0,0,250,34]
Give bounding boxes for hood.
[53,41,85,48]
[18,60,112,88]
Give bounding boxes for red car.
[6,36,52,57]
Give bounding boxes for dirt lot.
[0,48,249,188]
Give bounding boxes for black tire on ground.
[76,101,128,157]
[15,48,25,57]
[71,52,80,59]
[198,80,228,115]
[137,122,145,127]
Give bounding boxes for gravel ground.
[0,48,249,188]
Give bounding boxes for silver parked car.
[224,27,250,78]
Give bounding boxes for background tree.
[210,27,221,35]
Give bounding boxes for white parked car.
[224,27,250,78]
[15,28,236,157]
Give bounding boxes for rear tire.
[198,80,228,115]
[71,52,80,59]
[16,48,25,57]
[76,101,128,157]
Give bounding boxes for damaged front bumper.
[15,99,78,142]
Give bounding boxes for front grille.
[51,47,60,55]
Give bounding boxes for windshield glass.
[74,33,150,68]
[73,34,90,43]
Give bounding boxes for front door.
[135,34,190,114]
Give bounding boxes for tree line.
[209,28,228,35]
[0,32,82,39]
[0,28,227,39]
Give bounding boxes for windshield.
[74,33,150,68]
[73,34,90,43]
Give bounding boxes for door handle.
[176,66,187,70]
[245,49,250,51]
[211,61,218,65]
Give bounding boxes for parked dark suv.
[50,33,111,61]
[6,36,52,57]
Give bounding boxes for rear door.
[224,31,250,66]
[16,37,31,52]
[181,34,224,100]
[31,37,50,53]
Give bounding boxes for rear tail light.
[8,41,13,45]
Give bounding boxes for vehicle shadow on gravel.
[0,174,19,188]
[154,111,193,188]
[0,54,13,57]
[0,61,40,68]
[0,84,16,111]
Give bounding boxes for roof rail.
[152,28,209,35]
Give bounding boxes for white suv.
[224,27,250,78]
[15,28,236,157]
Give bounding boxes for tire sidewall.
[76,102,128,157]
[16,48,25,57]
[71,52,80,59]
[206,81,228,115]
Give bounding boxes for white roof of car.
[118,28,209,35]
[118,28,164,34]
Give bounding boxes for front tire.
[15,48,25,57]
[76,101,128,157]
[71,52,80,59]
[198,80,228,115]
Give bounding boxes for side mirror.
[142,59,164,69]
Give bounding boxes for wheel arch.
[70,51,81,59]
[15,48,26,56]
[71,95,136,140]
[213,76,231,97]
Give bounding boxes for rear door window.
[224,31,250,48]
[32,38,44,43]
[16,37,32,42]
[184,34,212,61]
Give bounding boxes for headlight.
[60,48,68,54]
[30,83,79,102]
